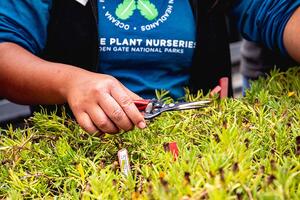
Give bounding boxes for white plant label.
[118,148,131,176]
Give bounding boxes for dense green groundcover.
[1,68,300,199]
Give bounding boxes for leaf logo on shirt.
[115,0,137,20]
[115,0,158,21]
[137,0,158,21]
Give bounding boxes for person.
[240,39,297,93]
[1,0,300,135]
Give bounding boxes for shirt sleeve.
[0,0,52,54]
[232,0,300,56]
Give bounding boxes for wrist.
[54,63,94,103]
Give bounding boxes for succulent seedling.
[0,67,300,199]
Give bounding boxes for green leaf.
[137,0,158,21]
[115,0,137,20]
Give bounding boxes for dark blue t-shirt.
[98,0,196,99]
[1,0,300,97]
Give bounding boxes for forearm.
[0,42,87,105]
[232,0,300,58]
[284,7,300,63]
[0,42,146,134]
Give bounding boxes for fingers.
[67,74,146,135]
[72,106,120,135]
[98,93,134,131]
[111,85,146,129]
[87,106,119,134]
[75,111,100,135]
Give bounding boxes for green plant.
[1,67,300,199]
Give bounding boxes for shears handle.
[133,99,151,111]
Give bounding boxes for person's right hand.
[0,43,146,135]
[64,71,146,135]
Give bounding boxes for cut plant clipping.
[1,67,300,199]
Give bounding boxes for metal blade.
[175,100,211,110]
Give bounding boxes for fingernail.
[138,121,147,129]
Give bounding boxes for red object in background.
[210,85,222,97]
[219,77,229,99]
[164,142,179,160]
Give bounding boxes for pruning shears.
[133,99,212,120]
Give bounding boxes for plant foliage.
[1,67,300,199]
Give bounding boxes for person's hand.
[0,43,145,134]
[64,71,146,135]
[0,42,146,135]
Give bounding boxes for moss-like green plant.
[1,67,300,199]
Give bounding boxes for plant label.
[118,148,131,176]
[210,85,222,97]
[219,77,229,99]
[164,142,179,160]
